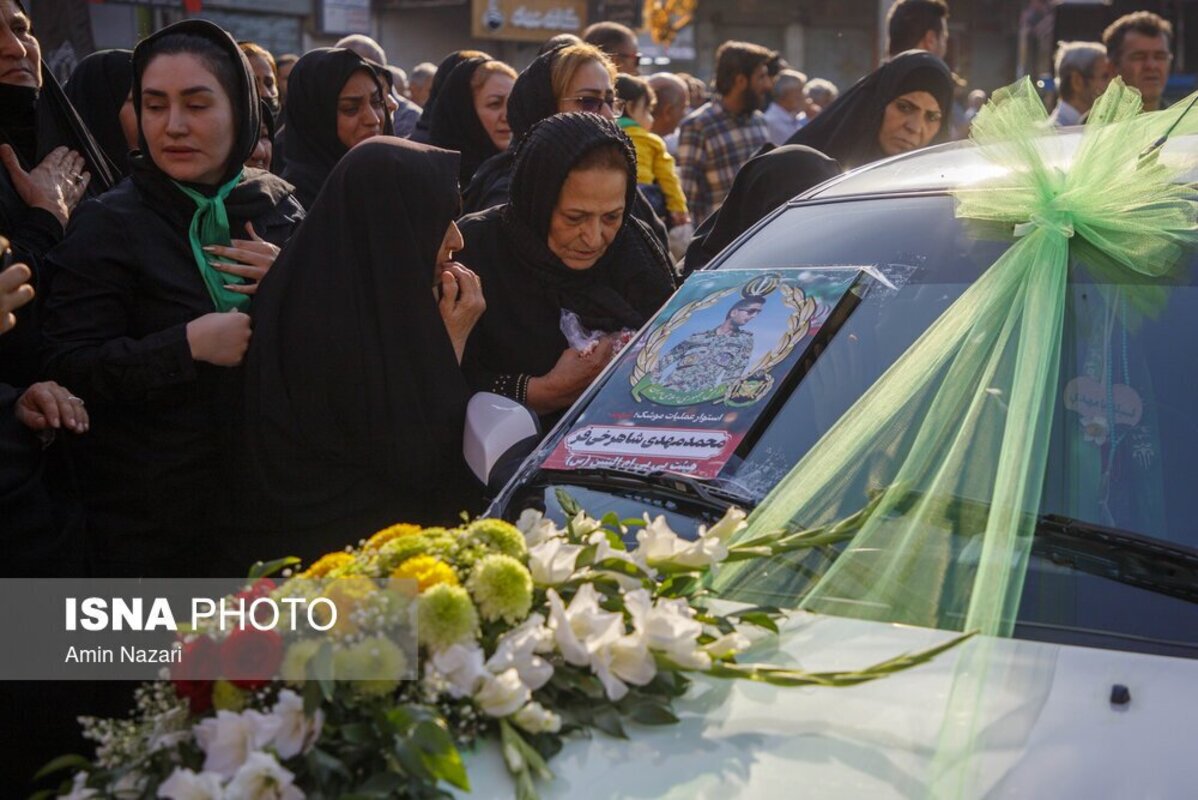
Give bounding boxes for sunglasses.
[565,94,625,115]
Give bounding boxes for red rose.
[234,579,279,628]
[220,628,284,690]
[171,636,219,715]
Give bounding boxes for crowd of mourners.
[0,0,1179,784]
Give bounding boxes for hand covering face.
[786,50,954,169]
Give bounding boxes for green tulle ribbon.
[714,77,1198,639]
[172,170,249,313]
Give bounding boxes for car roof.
[803,130,1198,201]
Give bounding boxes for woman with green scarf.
[40,20,304,578]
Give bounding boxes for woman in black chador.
[409,48,490,144]
[64,48,137,178]
[241,137,486,566]
[40,19,304,577]
[278,47,392,209]
[683,50,956,274]
[460,112,676,426]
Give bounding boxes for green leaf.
[302,679,323,715]
[339,722,373,745]
[309,641,335,701]
[556,488,582,518]
[590,706,628,739]
[33,754,90,780]
[620,517,646,528]
[592,557,651,580]
[352,772,405,794]
[627,702,680,726]
[248,555,302,580]
[734,610,779,634]
[573,544,599,569]
[305,748,351,784]
[600,511,621,529]
[658,574,701,597]
[412,720,470,791]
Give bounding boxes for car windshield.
[509,193,1198,656]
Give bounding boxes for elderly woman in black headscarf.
[64,48,136,178]
[428,56,516,188]
[278,47,392,209]
[0,0,118,386]
[461,112,677,423]
[786,50,954,168]
[240,138,485,564]
[40,19,304,577]
[681,51,955,275]
[410,48,491,144]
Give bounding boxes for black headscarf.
[786,50,954,169]
[243,137,472,542]
[129,20,292,229]
[504,112,675,332]
[505,45,562,142]
[683,144,841,274]
[63,49,134,177]
[0,0,116,193]
[428,57,502,188]
[280,48,392,209]
[411,49,492,143]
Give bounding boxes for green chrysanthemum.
[467,554,533,624]
[279,639,322,686]
[417,583,479,650]
[212,679,248,711]
[333,637,409,696]
[468,519,527,559]
[377,534,435,572]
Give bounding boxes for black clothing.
[411,49,491,144]
[242,137,478,565]
[280,48,393,210]
[0,53,119,386]
[40,20,304,578]
[682,144,841,274]
[461,114,676,420]
[64,49,134,177]
[428,57,500,187]
[786,50,955,169]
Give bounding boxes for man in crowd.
[1049,41,1110,126]
[648,72,689,156]
[583,20,641,75]
[887,0,949,59]
[677,41,773,224]
[1103,11,1173,112]
[804,78,838,118]
[764,69,810,145]
[409,61,436,107]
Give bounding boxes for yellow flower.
[366,523,422,551]
[212,679,248,711]
[324,575,378,638]
[301,551,353,578]
[391,555,459,592]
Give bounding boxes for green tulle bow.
[172,171,249,313]
[715,77,1198,638]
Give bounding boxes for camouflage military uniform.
[654,328,754,394]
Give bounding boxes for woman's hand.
[186,310,252,366]
[0,261,34,335]
[0,144,89,227]
[16,381,89,434]
[437,262,485,364]
[205,222,281,296]
[527,338,614,414]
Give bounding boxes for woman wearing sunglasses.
[462,40,664,253]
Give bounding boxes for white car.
[466,130,1198,797]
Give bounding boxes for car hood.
[456,613,1198,798]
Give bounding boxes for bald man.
[648,72,689,155]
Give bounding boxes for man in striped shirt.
[677,41,774,224]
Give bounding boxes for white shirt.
[764,102,803,146]
[1048,99,1082,127]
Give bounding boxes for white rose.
[702,631,751,659]
[475,668,531,718]
[270,689,324,760]
[641,597,710,670]
[528,538,583,586]
[225,751,303,800]
[516,508,563,547]
[546,585,621,667]
[194,709,280,780]
[513,701,562,734]
[636,514,727,569]
[569,511,604,537]
[487,614,554,690]
[157,768,222,800]
[700,507,748,545]
[428,643,489,699]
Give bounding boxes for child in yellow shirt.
[616,75,691,228]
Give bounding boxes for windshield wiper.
[540,467,756,513]
[1033,514,1198,604]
